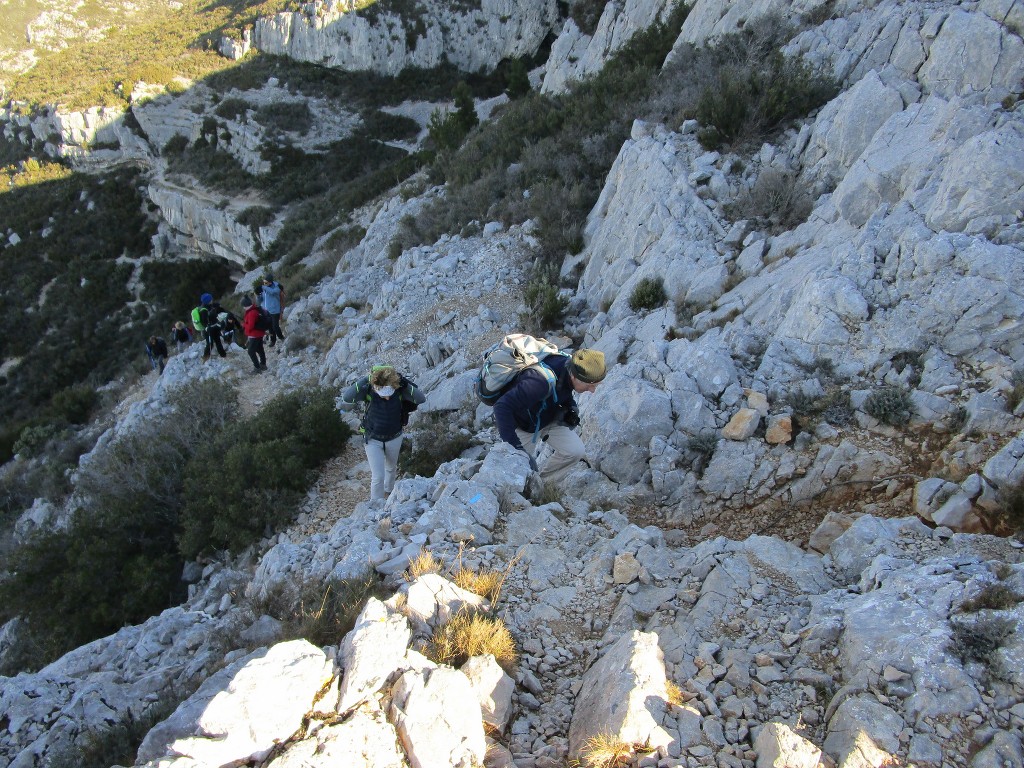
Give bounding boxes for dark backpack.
[254,307,273,332]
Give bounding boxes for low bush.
[945,405,969,434]
[358,110,421,142]
[254,571,388,647]
[864,386,914,427]
[629,277,668,311]
[178,387,351,558]
[1008,369,1024,411]
[990,483,1024,535]
[727,167,813,233]
[426,608,517,672]
[951,616,1015,666]
[960,582,1022,613]
[522,262,568,333]
[256,101,313,135]
[0,165,159,460]
[215,97,251,120]
[694,34,838,151]
[0,383,349,668]
[400,415,474,479]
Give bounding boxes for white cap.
[374,385,396,397]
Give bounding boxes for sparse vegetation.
[960,582,1022,613]
[1008,369,1024,412]
[453,567,505,604]
[402,3,689,258]
[628,277,668,312]
[426,608,517,672]
[950,616,1015,667]
[989,482,1024,535]
[864,386,914,427]
[523,262,569,332]
[400,414,475,478]
[254,571,388,647]
[786,386,853,430]
[691,17,838,150]
[577,732,634,768]
[946,405,969,434]
[406,549,443,580]
[178,388,351,557]
[727,167,813,233]
[665,679,685,707]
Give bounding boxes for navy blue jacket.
[493,354,576,452]
[340,376,425,442]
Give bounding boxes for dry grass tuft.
[665,679,685,707]
[453,566,504,604]
[405,548,442,581]
[577,732,633,768]
[427,609,518,672]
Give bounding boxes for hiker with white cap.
[493,348,607,484]
[339,365,426,501]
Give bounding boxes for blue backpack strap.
[530,362,559,442]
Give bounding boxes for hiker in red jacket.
[241,295,267,374]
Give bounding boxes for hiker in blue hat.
[191,293,226,360]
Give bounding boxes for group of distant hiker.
[143,273,286,376]
[340,335,607,502]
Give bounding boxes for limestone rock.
[568,630,673,759]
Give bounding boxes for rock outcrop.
[250,0,559,76]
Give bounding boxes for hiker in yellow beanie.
[493,347,607,484]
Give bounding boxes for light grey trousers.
[515,425,586,484]
[365,435,403,500]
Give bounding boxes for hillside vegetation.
[5,0,307,109]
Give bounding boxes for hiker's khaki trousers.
[515,425,585,484]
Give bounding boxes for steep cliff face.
[251,0,560,75]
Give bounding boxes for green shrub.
[400,415,474,479]
[12,424,64,458]
[400,4,687,255]
[688,432,718,457]
[629,277,668,311]
[162,134,189,155]
[0,382,350,667]
[358,110,421,141]
[256,101,313,134]
[691,21,838,150]
[522,262,568,332]
[864,386,914,427]
[0,165,157,438]
[991,483,1024,534]
[214,96,251,120]
[946,405,969,434]
[178,387,351,558]
[237,204,276,232]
